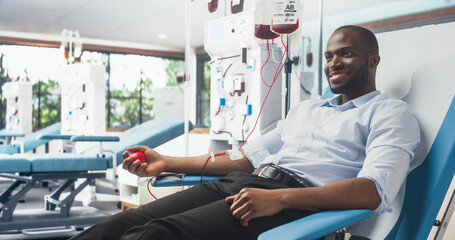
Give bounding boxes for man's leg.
[72,172,313,240]
[120,172,314,240]
[120,196,312,240]
[70,183,223,240]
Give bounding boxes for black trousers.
[71,172,313,240]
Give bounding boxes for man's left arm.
[226,177,379,226]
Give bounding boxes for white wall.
[294,1,455,107]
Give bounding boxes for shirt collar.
[321,90,380,110]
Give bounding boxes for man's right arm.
[122,145,254,178]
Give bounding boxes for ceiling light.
[158,34,167,39]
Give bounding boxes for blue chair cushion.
[0,154,31,172]
[20,153,109,172]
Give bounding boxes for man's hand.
[122,145,167,177]
[226,188,285,227]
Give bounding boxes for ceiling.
[0,0,411,51]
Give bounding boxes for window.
[0,44,184,131]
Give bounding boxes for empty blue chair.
[0,122,61,154]
[0,119,192,233]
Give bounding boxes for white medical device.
[60,63,106,143]
[2,81,33,135]
[205,11,283,148]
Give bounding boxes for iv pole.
[184,0,192,157]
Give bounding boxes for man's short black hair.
[335,25,379,54]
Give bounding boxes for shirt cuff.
[358,171,392,215]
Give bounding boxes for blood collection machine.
[2,81,33,135]
[205,11,283,148]
[59,63,106,152]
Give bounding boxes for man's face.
[324,29,372,95]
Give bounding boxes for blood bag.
[271,0,303,34]
[254,0,279,40]
[231,0,244,14]
[306,42,313,67]
[208,0,218,13]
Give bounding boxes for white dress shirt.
[242,91,420,214]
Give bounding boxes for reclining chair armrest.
[0,133,25,145]
[37,134,72,140]
[151,175,223,187]
[37,134,74,153]
[70,135,121,191]
[258,209,372,240]
[0,133,26,138]
[70,135,120,142]
[0,133,26,152]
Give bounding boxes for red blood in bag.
[208,0,218,13]
[129,152,145,163]
[231,0,244,14]
[255,24,280,40]
[271,19,299,34]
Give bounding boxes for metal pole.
[184,0,192,157]
[37,80,41,128]
[318,0,324,97]
[139,75,143,124]
[0,54,3,128]
[285,36,291,116]
[107,54,111,128]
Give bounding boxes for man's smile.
[329,71,350,83]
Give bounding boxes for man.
[71,25,420,240]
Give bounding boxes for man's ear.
[369,54,380,68]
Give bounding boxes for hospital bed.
[0,122,61,154]
[0,119,191,233]
[152,57,455,239]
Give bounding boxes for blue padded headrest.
[83,119,193,167]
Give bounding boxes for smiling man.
[324,25,379,104]
[71,25,420,240]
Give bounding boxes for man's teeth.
[331,73,344,79]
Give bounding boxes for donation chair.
[0,122,61,154]
[0,119,191,233]
[152,56,455,239]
